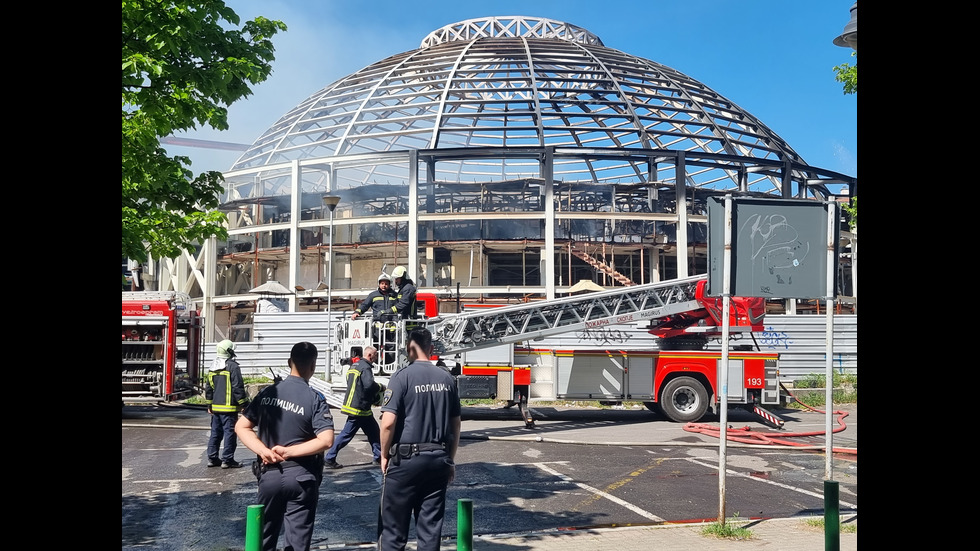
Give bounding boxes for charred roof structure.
[153,16,857,341]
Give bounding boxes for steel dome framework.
[151,17,857,342]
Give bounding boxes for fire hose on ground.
[681,382,857,456]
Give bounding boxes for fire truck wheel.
[659,376,709,423]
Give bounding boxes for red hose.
[683,384,857,456]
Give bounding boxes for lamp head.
[833,2,857,50]
[322,195,341,212]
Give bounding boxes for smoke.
[832,140,857,178]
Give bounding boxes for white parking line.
[533,462,666,522]
[686,458,858,510]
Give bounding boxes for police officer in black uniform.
[377,328,461,551]
[235,342,335,551]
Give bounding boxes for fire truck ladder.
[429,274,707,356]
[121,290,193,304]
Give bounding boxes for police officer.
[378,328,461,551]
[323,346,383,469]
[235,342,335,551]
[351,272,397,320]
[205,339,248,469]
[389,266,418,320]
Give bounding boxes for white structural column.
[424,157,435,287]
[649,248,661,284]
[407,150,419,281]
[675,152,689,278]
[287,160,302,312]
[542,147,556,300]
[203,236,217,342]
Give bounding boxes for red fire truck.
[122,291,203,403]
[331,274,785,428]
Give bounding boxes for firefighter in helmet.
[351,272,397,320]
[205,339,249,468]
[389,266,418,320]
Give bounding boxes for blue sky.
[167,1,858,185]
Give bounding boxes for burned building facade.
[149,17,857,342]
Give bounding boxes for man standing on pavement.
[235,342,335,551]
[378,328,461,551]
[323,346,384,469]
[205,339,249,469]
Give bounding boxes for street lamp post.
[322,195,341,381]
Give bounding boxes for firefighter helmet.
[378,272,391,283]
[391,266,407,279]
[216,339,236,358]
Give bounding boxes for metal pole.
[323,195,340,382]
[825,202,836,480]
[245,504,264,551]
[457,498,473,551]
[824,480,840,551]
[327,208,334,381]
[717,195,733,524]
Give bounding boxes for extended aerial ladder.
[428,274,710,356]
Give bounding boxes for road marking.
[133,478,212,483]
[533,462,666,522]
[686,458,858,510]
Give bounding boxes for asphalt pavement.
[317,515,858,550]
[124,400,858,550]
[325,402,860,551]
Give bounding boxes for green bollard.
[246,504,264,551]
[824,480,839,551]
[457,499,473,551]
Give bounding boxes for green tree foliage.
[833,52,857,95]
[122,1,286,263]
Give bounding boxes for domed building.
[160,16,857,342]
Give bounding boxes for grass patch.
[461,399,500,406]
[183,394,208,405]
[802,517,857,534]
[787,373,857,408]
[700,515,752,540]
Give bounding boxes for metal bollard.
[246,504,264,551]
[457,499,473,551]
[824,480,839,551]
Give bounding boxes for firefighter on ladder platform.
[351,272,397,321]
[389,266,418,322]
[351,272,399,365]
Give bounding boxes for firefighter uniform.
[324,353,383,467]
[378,348,461,551]
[353,273,397,318]
[205,340,248,468]
[390,266,418,320]
[242,374,334,551]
